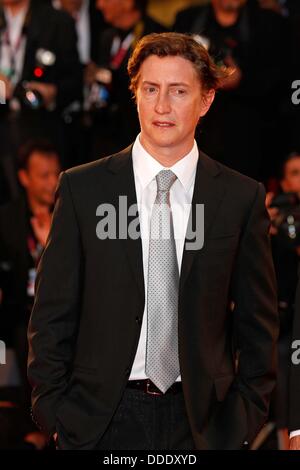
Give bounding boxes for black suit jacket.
[28,146,278,449]
[0,197,32,345]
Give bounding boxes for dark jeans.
[96,387,195,450]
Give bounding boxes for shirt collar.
[4,4,28,29]
[132,134,198,193]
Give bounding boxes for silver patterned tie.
[145,169,180,393]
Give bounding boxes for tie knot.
[156,170,177,193]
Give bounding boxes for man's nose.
[154,91,171,114]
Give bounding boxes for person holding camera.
[0,0,82,190]
[0,139,61,410]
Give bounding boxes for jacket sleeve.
[231,182,279,444]
[27,171,82,437]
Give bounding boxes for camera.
[13,49,56,111]
[87,68,112,111]
[270,192,300,246]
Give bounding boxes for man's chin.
[39,198,54,207]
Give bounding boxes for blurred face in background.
[59,0,84,15]
[281,157,300,196]
[212,0,246,12]
[96,0,135,25]
[1,0,27,6]
[18,152,61,207]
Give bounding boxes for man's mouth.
[153,121,175,128]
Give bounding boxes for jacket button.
[125,367,131,376]
[135,317,142,325]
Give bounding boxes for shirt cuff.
[290,430,300,438]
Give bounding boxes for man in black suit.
[28,32,278,450]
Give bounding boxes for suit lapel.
[179,151,226,290]
[106,146,145,303]
[106,146,226,301]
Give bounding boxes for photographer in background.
[0,0,82,184]
[0,139,60,410]
[174,0,288,180]
[53,0,105,65]
[266,152,300,448]
[52,0,107,166]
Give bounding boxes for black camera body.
[270,192,300,247]
[13,48,56,111]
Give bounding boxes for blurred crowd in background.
[0,0,300,450]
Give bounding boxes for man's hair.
[280,151,300,180]
[128,32,228,96]
[18,139,59,171]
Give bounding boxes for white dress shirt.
[129,135,199,382]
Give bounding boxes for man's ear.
[18,169,29,189]
[199,89,215,118]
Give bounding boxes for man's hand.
[221,56,242,90]
[265,192,279,235]
[26,82,57,108]
[290,435,300,450]
[24,431,48,450]
[0,73,13,100]
[84,62,98,86]
[31,212,52,247]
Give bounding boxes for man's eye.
[145,87,157,94]
[171,88,186,95]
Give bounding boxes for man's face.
[281,157,300,195]
[60,0,83,15]
[19,152,60,207]
[136,55,215,158]
[212,0,246,12]
[96,0,133,24]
